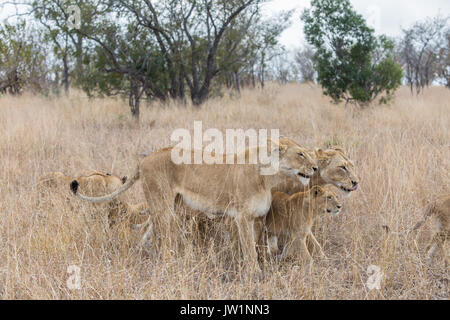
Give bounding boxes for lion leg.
[136,185,160,251]
[140,162,185,250]
[32,188,45,216]
[267,236,279,255]
[426,241,437,263]
[426,232,446,263]
[139,219,154,250]
[308,232,326,258]
[227,220,241,261]
[301,239,314,274]
[234,214,260,273]
[283,235,312,265]
[253,217,266,257]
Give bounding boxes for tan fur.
[37,171,124,199]
[274,139,359,197]
[109,201,148,226]
[36,171,141,226]
[259,185,342,264]
[413,194,450,263]
[70,140,318,270]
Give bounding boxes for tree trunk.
[63,54,69,95]
[75,34,83,84]
[251,67,256,88]
[234,72,240,93]
[191,90,208,106]
[177,70,186,101]
[225,74,231,89]
[129,94,140,121]
[129,83,140,121]
[260,52,265,89]
[132,97,140,120]
[260,66,265,89]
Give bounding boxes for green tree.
[117,0,263,105]
[216,9,292,91]
[5,0,107,94]
[400,15,449,93]
[80,21,168,120]
[301,0,402,105]
[0,21,48,94]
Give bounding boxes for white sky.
[1,0,449,49]
[262,0,450,49]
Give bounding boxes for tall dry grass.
[0,84,448,299]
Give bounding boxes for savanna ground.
[0,84,448,299]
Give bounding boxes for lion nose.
[351,180,357,186]
[312,166,318,172]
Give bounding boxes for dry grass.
[0,84,448,299]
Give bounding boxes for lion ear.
[315,148,331,166]
[315,148,325,158]
[278,142,288,154]
[312,186,324,197]
[269,139,287,156]
[332,147,345,154]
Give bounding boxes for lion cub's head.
[314,148,359,197]
[310,185,343,216]
[276,138,318,186]
[109,201,148,226]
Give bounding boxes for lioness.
[260,185,342,264]
[70,140,318,270]
[412,194,449,263]
[36,171,136,225]
[275,138,359,197]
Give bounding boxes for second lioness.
[259,184,342,263]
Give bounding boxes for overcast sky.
[1,0,449,49]
[262,0,449,49]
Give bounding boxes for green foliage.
[0,21,48,94]
[0,0,292,111]
[302,0,403,105]
[80,21,169,100]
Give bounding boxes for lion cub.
[35,171,125,210]
[260,185,342,264]
[412,194,449,263]
[35,171,147,227]
[109,201,149,227]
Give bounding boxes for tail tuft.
[70,180,79,194]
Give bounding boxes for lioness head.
[314,148,359,197]
[310,185,342,216]
[276,138,318,186]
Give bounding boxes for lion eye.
[298,152,305,158]
[340,166,347,172]
[327,196,333,201]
